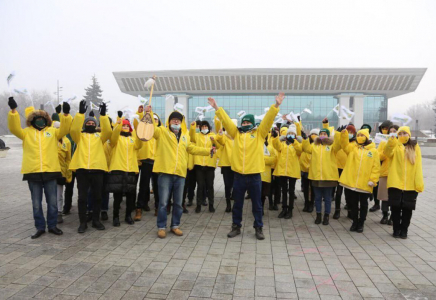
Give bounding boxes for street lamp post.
[54,80,63,104]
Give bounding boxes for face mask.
[310,134,317,140]
[286,134,294,140]
[33,118,47,130]
[382,129,388,134]
[357,136,366,144]
[171,124,181,131]
[348,134,354,140]
[196,128,200,133]
[201,129,209,134]
[240,125,254,132]
[319,136,327,140]
[389,132,397,138]
[122,128,130,133]
[399,136,409,144]
[84,125,96,133]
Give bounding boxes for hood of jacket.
[165,110,187,133]
[26,110,52,128]
[154,112,162,127]
[379,120,393,133]
[314,136,334,145]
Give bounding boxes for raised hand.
[207,97,218,110]
[89,111,95,117]
[275,92,285,107]
[145,105,151,112]
[301,131,307,140]
[271,129,278,138]
[322,118,328,124]
[118,111,123,118]
[191,121,196,127]
[62,102,70,114]
[99,102,107,116]
[79,100,88,114]
[8,97,18,110]
[55,104,62,114]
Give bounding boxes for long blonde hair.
[404,140,417,165]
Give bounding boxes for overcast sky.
[1,0,435,117]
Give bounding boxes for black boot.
[333,209,340,219]
[125,213,134,225]
[315,213,322,224]
[183,204,189,214]
[380,212,388,224]
[92,220,105,230]
[227,223,241,238]
[278,208,287,218]
[195,205,201,213]
[284,209,293,219]
[225,199,232,213]
[187,199,193,207]
[357,220,364,233]
[400,231,408,239]
[101,211,108,221]
[78,222,88,233]
[350,222,358,232]
[255,227,265,240]
[209,204,215,213]
[144,203,151,212]
[322,214,329,225]
[307,202,314,213]
[387,216,393,226]
[369,204,380,212]
[302,202,308,212]
[272,204,279,211]
[113,217,120,227]
[393,230,401,238]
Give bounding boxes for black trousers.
[137,162,159,209]
[63,171,76,212]
[381,201,390,212]
[184,169,196,202]
[195,166,215,206]
[261,181,271,209]
[270,170,281,205]
[280,177,297,209]
[344,188,352,209]
[349,190,369,223]
[373,185,379,206]
[76,171,104,223]
[113,192,135,218]
[221,166,234,200]
[301,172,314,205]
[333,169,344,210]
[389,188,417,234]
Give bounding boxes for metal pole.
[57,80,59,105]
[416,119,419,141]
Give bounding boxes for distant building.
[113,68,426,130]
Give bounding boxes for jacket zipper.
[39,131,43,172]
[126,137,129,172]
[243,133,246,173]
[203,134,207,166]
[173,133,180,174]
[355,148,364,188]
[285,144,289,175]
[320,145,323,180]
[404,146,407,189]
[88,134,91,169]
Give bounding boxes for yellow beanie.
[280,127,288,136]
[357,128,370,140]
[398,126,411,137]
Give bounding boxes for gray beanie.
[84,116,97,126]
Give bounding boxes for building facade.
[113,68,425,130]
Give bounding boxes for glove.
[79,100,88,114]
[271,130,278,138]
[8,97,18,110]
[279,136,286,141]
[89,111,95,117]
[297,115,301,122]
[117,111,123,118]
[62,102,70,114]
[301,131,308,140]
[287,137,295,144]
[368,181,375,187]
[55,104,62,114]
[322,118,328,124]
[99,102,106,116]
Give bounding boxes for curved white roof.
[113,68,426,99]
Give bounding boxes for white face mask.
[171,124,181,131]
[201,129,209,134]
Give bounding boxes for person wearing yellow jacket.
[184,120,201,208]
[208,93,284,240]
[7,97,72,239]
[261,137,277,215]
[384,126,424,239]
[272,124,302,219]
[53,121,72,225]
[300,128,318,213]
[146,107,212,239]
[106,119,142,227]
[134,111,162,219]
[378,124,399,225]
[302,121,341,226]
[190,120,217,213]
[70,101,112,233]
[339,128,380,232]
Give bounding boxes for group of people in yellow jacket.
[7,91,424,240]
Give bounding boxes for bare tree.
[405,101,436,131]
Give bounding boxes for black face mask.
[83,125,96,133]
[120,131,131,137]
[31,117,47,131]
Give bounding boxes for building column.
[334,95,351,126]
[164,94,190,120]
[352,95,365,129]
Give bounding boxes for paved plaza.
[0,136,436,300]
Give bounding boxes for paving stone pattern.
[1,137,436,299]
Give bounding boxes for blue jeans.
[28,180,58,230]
[232,173,263,228]
[157,173,185,229]
[313,187,334,214]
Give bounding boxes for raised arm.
[414,145,424,193]
[272,137,283,153]
[332,131,341,153]
[100,115,112,143]
[55,103,72,140]
[378,141,388,162]
[110,120,122,146]
[187,142,211,156]
[210,98,238,139]
[383,136,398,158]
[70,113,85,144]
[294,140,302,155]
[214,115,222,133]
[302,138,312,154]
[214,131,225,147]
[258,93,284,139]
[189,122,197,143]
[340,130,353,154]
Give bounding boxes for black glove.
[301,131,308,140]
[8,97,17,110]
[297,115,301,122]
[55,104,62,114]
[79,100,88,114]
[287,136,295,144]
[62,102,70,114]
[117,111,122,118]
[322,118,328,124]
[271,130,278,138]
[99,102,106,116]
[89,111,95,117]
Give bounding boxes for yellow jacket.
[8,110,72,175]
[151,110,210,177]
[215,104,280,174]
[339,131,380,193]
[272,137,302,178]
[261,144,277,183]
[214,133,234,167]
[384,137,424,193]
[69,113,112,172]
[299,152,311,173]
[302,133,341,181]
[378,141,389,177]
[135,112,161,161]
[104,140,112,168]
[189,125,217,168]
[58,137,72,183]
[323,121,348,169]
[109,124,142,173]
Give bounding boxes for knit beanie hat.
[357,129,370,140]
[169,111,183,122]
[319,128,330,137]
[310,128,320,136]
[241,114,255,126]
[398,126,411,137]
[51,113,60,122]
[84,116,97,126]
[346,123,356,135]
[287,124,297,135]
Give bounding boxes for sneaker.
[227,224,241,238]
[158,229,166,239]
[101,211,108,221]
[255,227,265,240]
[171,228,183,236]
[57,213,63,224]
